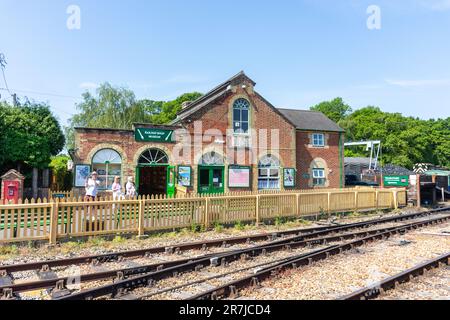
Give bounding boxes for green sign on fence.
[135,128,174,143]
[383,175,409,187]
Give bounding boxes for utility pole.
[12,93,18,106]
[0,52,18,106]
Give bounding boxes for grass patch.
[112,236,127,244]
[213,221,224,233]
[234,220,245,231]
[0,244,19,256]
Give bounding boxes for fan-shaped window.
[233,98,250,134]
[138,148,169,165]
[199,152,224,166]
[258,154,280,189]
[92,149,122,190]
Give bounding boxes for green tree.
[65,83,150,148]
[0,100,65,169]
[310,97,352,123]
[339,107,437,168]
[49,155,73,190]
[65,83,202,149]
[151,92,203,124]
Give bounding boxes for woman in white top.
[84,172,100,201]
[126,176,137,198]
[111,176,123,200]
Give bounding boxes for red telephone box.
[4,181,20,204]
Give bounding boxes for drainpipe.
[339,133,344,188]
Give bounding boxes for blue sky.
[1,0,449,126]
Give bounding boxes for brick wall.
[296,131,344,189]
[74,78,342,193]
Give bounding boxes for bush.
[234,220,244,231]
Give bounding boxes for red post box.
[1,170,25,204]
[4,181,20,204]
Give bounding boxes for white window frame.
[233,98,250,135]
[312,133,325,147]
[312,168,326,186]
[258,155,280,190]
[92,149,122,191]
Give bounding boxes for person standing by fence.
[84,172,100,201]
[126,176,137,199]
[112,176,123,201]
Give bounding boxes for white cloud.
[385,79,450,87]
[79,82,99,90]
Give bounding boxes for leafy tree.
[65,83,149,148]
[310,97,352,123]
[49,155,73,190]
[0,100,65,169]
[151,92,203,124]
[65,83,202,149]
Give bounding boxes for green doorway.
[136,148,175,197]
[198,166,225,194]
[138,166,168,196]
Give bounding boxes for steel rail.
[1,208,447,298]
[187,214,450,300]
[54,213,450,300]
[339,252,450,300]
[4,218,388,296]
[2,207,443,275]
[133,246,339,300]
[0,219,351,274]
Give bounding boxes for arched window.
[311,158,327,186]
[138,148,169,165]
[92,149,122,190]
[199,151,224,166]
[258,154,280,189]
[233,98,250,134]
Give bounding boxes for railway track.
[186,214,450,300]
[56,210,450,300]
[339,252,450,300]
[0,207,447,300]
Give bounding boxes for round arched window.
[199,151,224,166]
[233,98,250,134]
[138,148,169,165]
[258,154,280,189]
[92,149,122,190]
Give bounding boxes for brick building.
[71,71,344,196]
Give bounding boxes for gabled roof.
[1,169,25,180]
[171,71,256,125]
[277,109,345,132]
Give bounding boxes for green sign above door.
[135,128,174,143]
[383,175,409,187]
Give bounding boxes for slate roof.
[277,109,345,132]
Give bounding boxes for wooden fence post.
[327,192,331,216]
[296,193,300,217]
[204,197,210,229]
[354,190,359,211]
[255,195,260,226]
[375,190,379,210]
[138,199,145,237]
[393,189,398,209]
[49,200,59,245]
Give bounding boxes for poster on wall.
[178,166,192,187]
[74,164,91,187]
[229,166,251,188]
[283,168,296,187]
